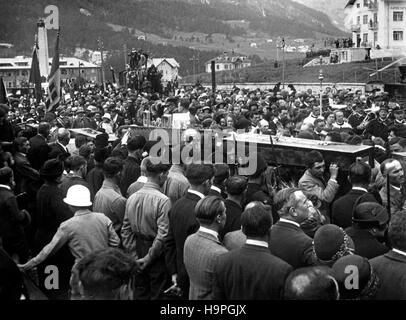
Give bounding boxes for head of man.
[38,122,51,138]
[13,137,30,154]
[63,184,93,213]
[241,201,273,240]
[335,110,345,124]
[387,212,406,252]
[0,167,15,190]
[311,106,320,117]
[195,196,226,232]
[76,248,137,300]
[305,151,325,179]
[57,128,71,146]
[353,202,389,240]
[225,176,248,204]
[284,267,339,300]
[213,164,230,188]
[274,188,311,224]
[380,159,405,187]
[348,161,371,188]
[378,107,388,120]
[394,109,405,122]
[66,155,88,179]
[314,119,326,133]
[145,157,171,187]
[103,157,123,184]
[127,136,146,154]
[185,164,214,195]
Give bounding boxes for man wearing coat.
[183,196,228,300]
[27,122,50,170]
[213,202,292,300]
[370,213,406,299]
[269,188,316,269]
[299,150,340,223]
[165,164,214,299]
[48,128,71,162]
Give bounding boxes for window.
[61,69,67,75]
[363,0,368,7]
[393,12,403,22]
[21,70,28,76]
[374,13,378,23]
[357,16,361,25]
[363,33,368,43]
[363,15,368,24]
[8,82,12,87]
[357,3,360,8]
[216,65,219,70]
[393,31,403,41]
[374,32,378,42]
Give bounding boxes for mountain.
[0,0,348,77]
[292,0,349,30]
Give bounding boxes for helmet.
[64,185,92,207]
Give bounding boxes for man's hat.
[353,202,389,226]
[40,159,64,179]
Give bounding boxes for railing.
[351,24,361,32]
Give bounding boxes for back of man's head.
[77,248,137,300]
[186,164,214,186]
[66,155,87,172]
[213,164,230,185]
[195,196,225,225]
[103,157,123,179]
[241,202,273,238]
[284,267,339,300]
[388,212,406,251]
[144,157,171,177]
[127,136,146,153]
[38,122,51,136]
[225,176,248,196]
[380,158,397,175]
[349,161,371,186]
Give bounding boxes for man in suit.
[119,137,142,196]
[213,202,292,300]
[48,128,71,162]
[299,150,340,223]
[219,175,247,240]
[208,164,229,198]
[379,158,406,215]
[345,202,389,259]
[111,109,125,130]
[27,122,50,170]
[270,188,316,269]
[183,196,228,300]
[370,213,406,299]
[165,164,214,299]
[332,161,379,228]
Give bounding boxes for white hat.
[63,185,92,207]
[259,119,269,127]
[102,113,111,120]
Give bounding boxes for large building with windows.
[204,53,252,73]
[0,56,100,89]
[345,0,406,54]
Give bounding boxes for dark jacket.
[345,226,389,259]
[269,220,316,269]
[164,191,201,297]
[219,199,242,240]
[47,142,70,161]
[246,183,279,223]
[13,153,41,196]
[119,156,141,196]
[332,189,379,229]
[86,164,105,197]
[0,248,23,300]
[28,134,49,170]
[370,250,406,300]
[213,244,292,300]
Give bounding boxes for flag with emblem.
[29,43,42,104]
[46,30,61,112]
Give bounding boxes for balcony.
[351,24,361,32]
[369,21,378,30]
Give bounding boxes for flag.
[29,45,42,103]
[0,77,8,105]
[46,31,61,112]
[110,66,116,84]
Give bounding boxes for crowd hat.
[40,159,64,179]
[352,202,389,227]
[332,254,379,300]
[102,113,111,120]
[64,185,92,207]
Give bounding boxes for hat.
[313,225,354,264]
[352,202,389,226]
[202,106,211,112]
[332,254,379,300]
[102,113,111,120]
[40,159,64,179]
[259,119,269,127]
[94,133,109,149]
[63,185,92,207]
[235,117,251,130]
[77,107,85,114]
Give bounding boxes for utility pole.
[281,38,286,88]
[189,53,199,85]
[123,44,128,89]
[319,55,324,117]
[98,37,106,92]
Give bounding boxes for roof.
[204,57,252,65]
[0,56,99,70]
[345,0,356,8]
[147,58,179,68]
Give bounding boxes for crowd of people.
[0,82,406,300]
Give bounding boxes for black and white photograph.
[0,0,406,306]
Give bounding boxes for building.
[0,56,101,89]
[345,0,406,55]
[204,53,252,73]
[147,58,179,83]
